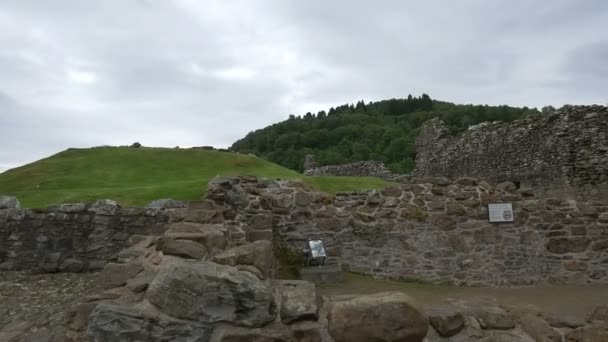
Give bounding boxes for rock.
[278,280,318,324]
[496,182,517,192]
[0,195,20,209]
[90,199,120,215]
[145,199,187,209]
[291,321,324,342]
[212,240,274,278]
[66,301,100,331]
[164,222,227,253]
[518,314,561,342]
[327,292,428,342]
[158,237,208,260]
[456,177,478,186]
[40,252,62,272]
[211,324,290,342]
[426,305,465,337]
[55,203,87,213]
[247,229,274,242]
[87,302,213,342]
[99,262,143,289]
[236,265,265,279]
[546,238,591,254]
[59,258,85,273]
[382,186,403,197]
[451,297,515,330]
[295,191,312,207]
[22,328,53,342]
[565,323,608,342]
[543,312,585,329]
[126,272,156,293]
[588,305,608,323]
[146,259,276,327]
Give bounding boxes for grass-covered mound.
[0,147,392,208]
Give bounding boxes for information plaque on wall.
[488,203,514,222]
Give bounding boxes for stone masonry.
[414,105,608,200]
[209,176,608,286]
[0,198,226,272]
[304,156,411,183]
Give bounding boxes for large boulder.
[0,195,20,210]
[87,302,213,342]
[327,292,428,342]
[98,262,143,289]
[212,240,274,278]
[146,259,276,327]
[164,222,227,254]
[278,280,319,324]
[158,237,208,260]
[566,323,608,342]
[518,314,561,342]
[426,304,465,337]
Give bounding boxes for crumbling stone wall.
[414,105,608,200]
[304,156,410,182]
[210,176,608,286]
[0,199,225,272]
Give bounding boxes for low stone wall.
[209,176,608,286]
[304,159,411,183]
[0,199,225,272]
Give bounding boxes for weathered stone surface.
[211,324,290,342]
[0,195,20,209]
[126,272,156,293]
[295,191,312,207]
[426,305,465,337]
[518,314,561,342]
[146,259,276,327]
[87,302,213,342]
[546,238,591,254]
[453,298,515,330]
[159,237,208,260]
[90,199,120,216]
[164,222,227,253]
[66,301,100,331]
[543,311,585,329]
[55,203,87,213]
[327,292,428,342]
[413,105,608,203]
[59,258,85,273]
[212,240,274,277]
[588,305,608,323]
[99,263,143,289]
[565,323,608,342]
[145,198,187,209]
[278,280,318,324]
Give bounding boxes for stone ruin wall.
[2,174,608,286]
[208,176,608,286]
[413,105,608,201]
[303,158,410,183]
[0,199,227,272]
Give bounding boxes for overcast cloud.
[1,0,607,172]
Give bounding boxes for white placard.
[488,203,514,222]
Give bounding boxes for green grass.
[0,147,393,208]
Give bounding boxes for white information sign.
[488,203,514,222]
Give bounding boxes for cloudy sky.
[1,0,607,172]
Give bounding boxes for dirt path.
[318,273,608,319]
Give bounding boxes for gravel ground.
[0,271,102,340]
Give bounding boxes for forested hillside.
[231,95,540,173]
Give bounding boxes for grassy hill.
[0,147,392,208]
